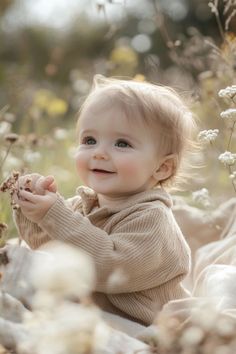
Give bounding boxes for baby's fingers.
[18,190,42,204]
[35,175,56,194]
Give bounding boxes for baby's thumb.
[42,176,57,192]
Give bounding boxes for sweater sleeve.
[38,196,191,294]
[13,208,52,249]
[12,195,82,249]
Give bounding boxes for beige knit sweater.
[13,186,191,325]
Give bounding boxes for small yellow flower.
[133,74,146,82]
[46,98,68,117]
[110,46,138,66]
[33,89,54,110]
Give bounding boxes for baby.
[13,75,195,326]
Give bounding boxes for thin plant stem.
[0,143,13,183]
[228,166,236,193]
[151,0,181,66]
[0,105,10,117]
[227,121,236,151]
[212,1,226,42]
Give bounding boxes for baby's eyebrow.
[79,129,96,136]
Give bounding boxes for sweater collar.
[76,185,172,215]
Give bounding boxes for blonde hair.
[77,75,198,189]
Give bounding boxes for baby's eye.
[82,136,96,145]
[115,139,132,148]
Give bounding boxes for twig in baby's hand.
[0,171,21,209]
[0,250,9,266]
[0,223,8,249]
[0,171,20,193]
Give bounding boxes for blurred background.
[1,0,236,236]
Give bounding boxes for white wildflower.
[23,150,41,164]
[3,153,22,171]
[24,303,109,354]
[180,326,204,347]
[218,151,236,166]
[216,317,235,336]
[218,85,236,99]
[54,128,68,140]
[192,188,211,208]
[191,300,219,331]
[220,108,236,121]
[0,121,11,136]
[31,242,95,306]
[198,129,219,142]
[229,171,236,180]
[72,79,90,94]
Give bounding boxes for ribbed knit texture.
[13,186,191,325]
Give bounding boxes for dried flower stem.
[151,0,181,65]
[227,121,236,151]
[0,105,10,118]
[0,143,13,182]
[228,165,236,192]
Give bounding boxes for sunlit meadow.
[1,0,236,353]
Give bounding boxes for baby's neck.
[97,193,137,209]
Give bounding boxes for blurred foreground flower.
[192,188,211,208]
[218,85,236,100]
[220,108,236,121]
[18,242,110,354]
[198,129,219,142]
[22,302,110,354]
[31,242,95,307]
[218,151,236,166]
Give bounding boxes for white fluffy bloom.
[3,153,22,171]
[31,242,95,305]
[198,129,219,142]
[24,303,110,354]
[218,85,236,99]
[218,151,236,166]
[23,150,41,163]
[0,121,11,136]
[192,188,211,208]
[220,108,236,121]
[180,326,204,347]
[54,128,69,140]
[229,171,236,180]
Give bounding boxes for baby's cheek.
[118,159,139,176]
[75,152,87,176]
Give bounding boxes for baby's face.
[76,99,161,198]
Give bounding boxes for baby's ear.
[153,154,177,183]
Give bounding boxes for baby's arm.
[35,199,190,293]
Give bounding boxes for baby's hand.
[17,174,57,196]
[14,173,58,223]
[16,189,58,223]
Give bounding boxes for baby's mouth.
[92,169,115,174]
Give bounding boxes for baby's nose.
[93,147,109,160]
